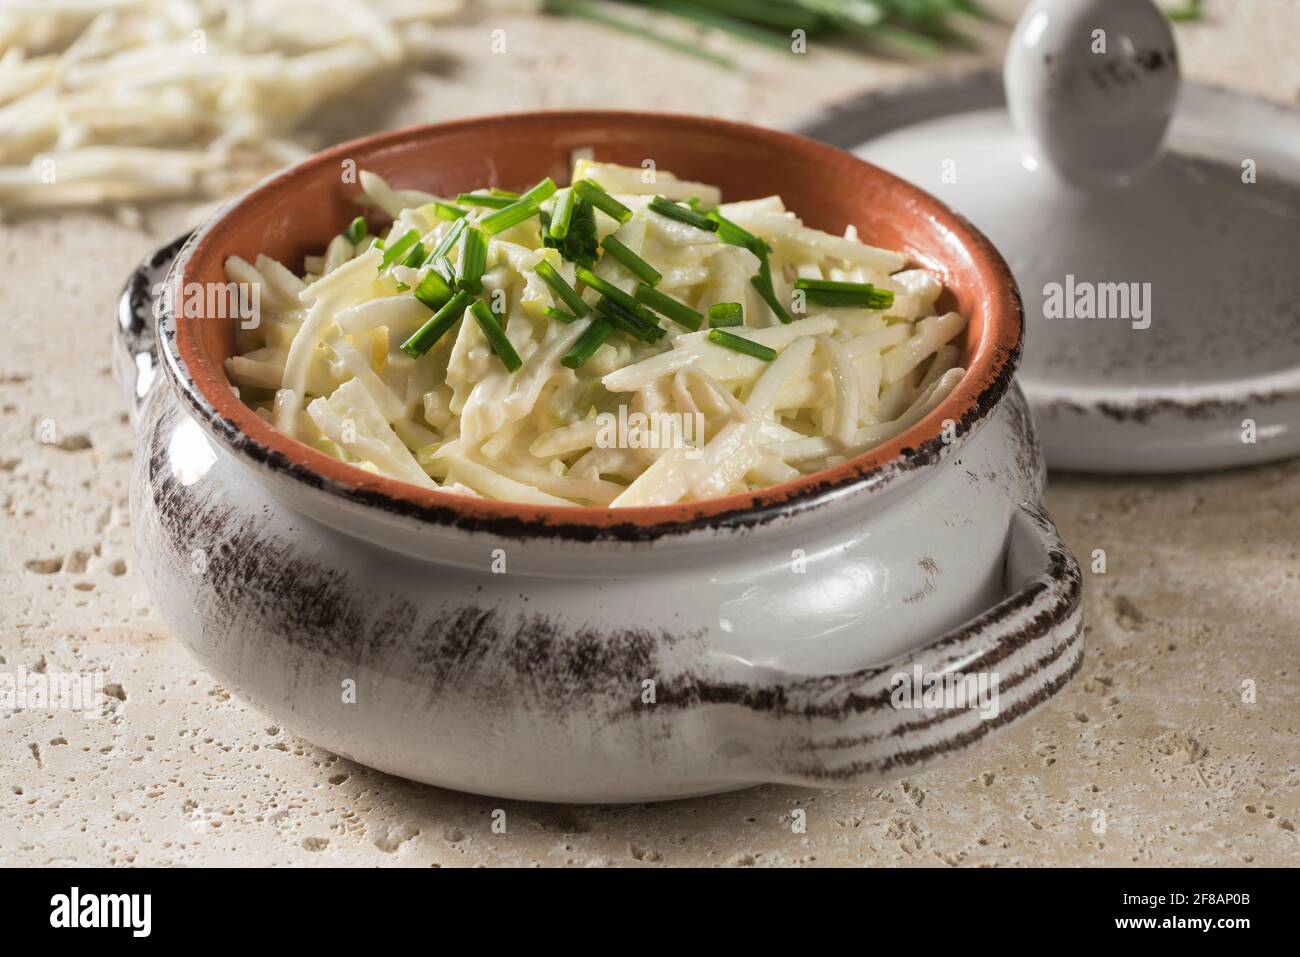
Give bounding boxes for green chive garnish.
[430,201,468,221]
[543,305,579,324]
[432,255,456,283]
[549,189,576,240]
[401,289,472,359]
[479,198,541,236]
[707,210,763,250]
[457,226,487,293]
[708,302,743,328]
[535,260,591,317]
[379,229,420,271]
[574,266,655,321]
[469,299,523,373]
[344,216,367,245]
[430,217,468,262]
[572,179,633,225]
[707,329,776,361]
[542,197,599,267]
[707,209,789,322]
[456,192,515,209]
[600,234,662,286]
[562,318,614,369]
[401,241,427,268]
[413,268,454,311]
[750,273,792,324]
[519,177,558,204]
[648,195,718,232]
[596,297,665,343]
[634,283,703,331]
[794,278,895,309]
[489,187,520,199]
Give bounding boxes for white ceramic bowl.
[116,113,1083,802]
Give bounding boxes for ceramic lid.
[799,0,1300,473]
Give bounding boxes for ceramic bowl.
[116,112,1083,802]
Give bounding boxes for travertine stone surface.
[2,1,1297,866]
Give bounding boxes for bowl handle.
[113,233,192,429]
[745,502,1083,788]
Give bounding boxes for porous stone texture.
[2,1,1297,866]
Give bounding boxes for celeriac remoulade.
[224,157,967,507]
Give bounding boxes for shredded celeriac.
[0,0,463,215]
[225,158,968,507]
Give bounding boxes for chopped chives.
[572,179,633,225]
[648,195,718,232]
[519,177,558,204]
[543,305,579,324]
[707,329,776,361]
[535,260,591,317]
[344,216,367,245]
[400,241,427,268]
[706,209,764,251]
[750,273,792,324]
[542,197,599,267]
[413,268,454,311]
[469,299,523,373]
[489,187,520,198]
[456,192,515,209]
[574,266,655,321]
[634,283,703,331]
[596,296,665,343]
[379,229,420,271]
[430,217,468,261]
[479,198,541,235]
[708,302,743,328]
[457,226,487,293]
[432,254,456,283]
[562,318,614,369]
[600,234,662,286]
[794,278,895,309]
[401,289,472,358]
[705,209,790,323]
[430,201,468,221]
[549,188,577,240]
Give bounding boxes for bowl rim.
[159,109,1023,542]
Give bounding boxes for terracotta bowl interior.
[176,112,1019,527]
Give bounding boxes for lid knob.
[1004,0,1180,186]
